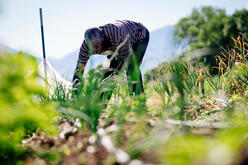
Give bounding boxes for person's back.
[76,20,148,64]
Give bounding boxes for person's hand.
[102,58,110,69]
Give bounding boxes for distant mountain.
[47,50,79,79]
[48,25,188,80]
[140,26,187,73]
[0,43,17,53]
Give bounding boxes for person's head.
[85,27,105,54]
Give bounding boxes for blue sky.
[0,0,247,59]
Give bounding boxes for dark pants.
[101,29,150,101]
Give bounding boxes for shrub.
[0,52,57,163]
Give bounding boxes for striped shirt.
[78,20,148,64]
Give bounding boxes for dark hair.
[84,27,104,40]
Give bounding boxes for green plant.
[154,77,174,106]
[153,61,206,119]
[0,52,57,163]
[159,109,248,165]
[57,67,117,132]
[216,34,248,94]
[205,67,226,92]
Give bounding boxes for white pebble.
[115,149,130,164]
[22,140,27,144]
[129,159,143,165]
[74,118,82,127]
[105,125,118,132]
[97,128,105,136]
[88,135,96,144]
[101,135,115,153]
[87,146,96,153]
[77,142,83,149]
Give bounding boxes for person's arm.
[72,63,86,86]
[72,40,89,90]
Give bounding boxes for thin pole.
[39,8,46,59]
[39,8,47,81]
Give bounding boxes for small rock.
[115,149,130,164]
[87,146,96,153]
[129,159,143,165]
[88,135,96,144]
[77,141,84,149]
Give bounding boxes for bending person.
[73,20,150,99]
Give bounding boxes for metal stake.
[39,8,47,80]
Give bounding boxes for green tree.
[224,9,248,40]
[175,6,228,50]
[175,6,248,74]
